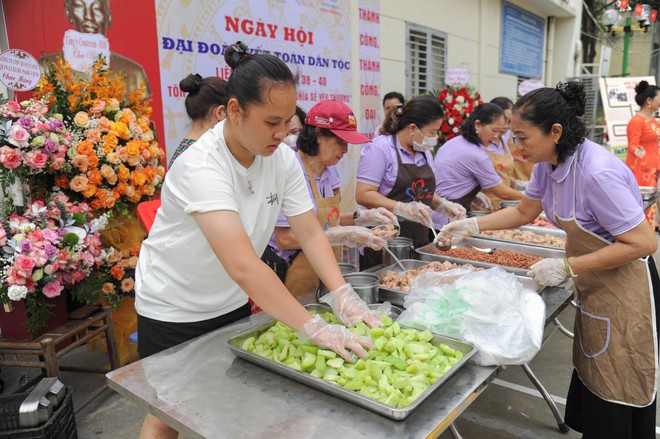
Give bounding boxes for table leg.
[521,363,570,433]
[40,337,59,377]
[449,423,463,439]
[553,318,574,338]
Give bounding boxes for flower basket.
[0,293,67,340]
[429,85,483,146]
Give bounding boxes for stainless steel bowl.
[468,210,490,217]
[316,272,380,303]
[499,200,520,209]
[338,263,358,275]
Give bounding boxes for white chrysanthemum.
[448,117,455,125]
[452,127,460,133]
[7,285,28,301]
[456,96,465,104]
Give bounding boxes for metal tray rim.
[224,304,476,420]
[472,225,566,251]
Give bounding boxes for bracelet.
[563,256,575,278]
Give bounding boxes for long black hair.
[380,96,443,135]
[179,74,228,121]
[460,103,504,145]
[513,81,587,164]
[224,41,296,110]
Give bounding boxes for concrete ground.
[2,244,660,438]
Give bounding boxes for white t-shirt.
[136,120,313,322]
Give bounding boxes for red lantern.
[651,9,658,22]
[619,0,630,9]
[635,3,643,15]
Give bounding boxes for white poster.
[599,76,656,159]
[155,0,352,162]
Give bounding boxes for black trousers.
[564,256,660,438]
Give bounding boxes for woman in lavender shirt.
[436,81,659,439]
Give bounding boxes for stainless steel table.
[106,287,573,439]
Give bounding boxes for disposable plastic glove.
[298,314,374,362]
[354,207,399,227]
[472,192,493,210]
[528,258,571,287]
[326,226,387,250]
[435,198,467,221]
[393,201,433,228]
[512,179,529,191]
[434,217,479,249]
[319,283,383,328]
[634,147,646,158]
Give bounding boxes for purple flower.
[19,116,33,129]
[44,138,58,154]
[19,239,33,253]
[49,118,64,132]
[44,243,58,257]
[57,228,67,237]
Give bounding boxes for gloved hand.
[528,257,572,287]
[393,201,433,228]
[472,192,493,210]
[298,314,374,362]
[319,283,383,328]
[435,198,466,221]
[634,147,646,158]
[354,207,399,227]
[326,226,387,250]
[434,217,479,249]
[512,179,529,191]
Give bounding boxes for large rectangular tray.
[416,237,565,277]
[373,259,540,307]
[473,225,566,251]
[225,303,476,420]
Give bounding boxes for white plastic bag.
[399,267,545,366]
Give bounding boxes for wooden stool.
[0,306,120,411]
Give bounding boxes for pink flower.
[90,100,106,116]
[16,255,35,273]
[44,263,59,275]
[29,248,47,267]
[7,124,29,147]
[71,270,86,283]
[0,227,6,246]
[6,101,21,112]
[40,228,59,243]
[24,151,48,169]
[0,145,22,170]
[42,281,64,298]
[6,266,28,285]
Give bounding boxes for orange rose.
[90,100,106,116]
[102,196,116,209]
[106,174,118,185]
[143,185,155,196]
[111,121,130,140]
[86,129,101,144]
[120,277,135,293]
[127,256,139,268]
[141,148,152,160]
[102,133,118,148]
[117,164,130,180]
[106,152,120,164]
[88,154,99,169]
[81,185,97,198]
[130,244,141,256]
[132,169,147,186]
[144,166,155,182]
[71,154,89,172]
[101,282,116,295]
[126,140,142,157]
[55,175,70,189]
[127,156,141,167]
[98,116,112,132]
[125,185,136,198]
[120,109,137,124]
[100,164,115,179]
[74,111,90,128]
[90,198,103,210]
[69,175,89,192]
[116,182,128,195]
[76,140,94,156]
[110,265,125,280]
[88,169,102,186]
[106,98,120,112]
[117,147,129,162]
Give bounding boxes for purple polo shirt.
[434,135,502,199]
[525,139,644,242]
[268,151,339,263]
[357,134,436,197]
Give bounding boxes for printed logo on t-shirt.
[406,179,433,202]
[267,192,279,205]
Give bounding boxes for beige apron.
[556,152,657,406]
[284,152,341,297]
[481,141,515,211]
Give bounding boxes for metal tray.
[473,225,566,250]
[373,259,541,307]
[416,237,565,277]
[225,303,476,420]
[640,186,658,201]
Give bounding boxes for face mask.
[282,134,298,147]
[412,127,437,152]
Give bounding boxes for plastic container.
[382,237,414,265]
[0,387,77,439]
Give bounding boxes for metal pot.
[316,272,380,304]
[338,263,358,275]
[468,210,490,217]
[499,200,520,209]
[382,237,414,265]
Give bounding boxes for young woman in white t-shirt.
[136,41,381,439]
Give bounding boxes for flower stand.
[0,294,68,340]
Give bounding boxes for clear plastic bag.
[399,267,545,366]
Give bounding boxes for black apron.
[363,138,436,268]
[447,184,481,212]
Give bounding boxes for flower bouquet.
[0,99,73,204]
[33,57,165,216]
[431,85,483,145]
[0,192,108,337]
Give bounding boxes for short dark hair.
[381,96,443,135]
[297,126,335,156]
[179,74,228,121]
[634,80,660,107]
[224,41,296,110]
[461,103,504,145]
[513,80,587,164]
[382,91,405,106]
[490,96,514,111]
[294,106,306,125]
